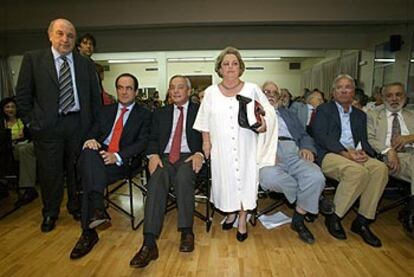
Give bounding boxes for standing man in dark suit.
[70,73,152,259]
[259,81,326,244]
[312,74,388,247]
[129,75,204,268]
[15,18,102,232]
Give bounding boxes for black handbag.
[236,95,265,133]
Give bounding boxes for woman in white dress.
[193,47,278,241]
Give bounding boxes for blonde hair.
[214,46,245,78]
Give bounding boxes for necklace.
[220,80,241,90]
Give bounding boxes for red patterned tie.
[308,108,316,126]
[169,106,184,164]
[108,106,128,153]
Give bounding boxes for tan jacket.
[367,108,414,153]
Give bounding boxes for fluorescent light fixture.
[411,59,414,63]
[108,58,157,64]
[374,58,395,63]
[167,57,215,62]
[244,57,281,61]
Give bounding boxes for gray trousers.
[143,154,196,237]
[259,141,325,214]
[13,141,36,188]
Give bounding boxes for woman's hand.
[255,115,267,133]
[203,141,211,159]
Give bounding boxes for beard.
[384,101,404,113]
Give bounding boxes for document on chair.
[258,212,292,229]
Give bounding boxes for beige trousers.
[392,148,414,195]
[322,153,388,219]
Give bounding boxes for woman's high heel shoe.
[236,230,248,242]
[222,215,237,230]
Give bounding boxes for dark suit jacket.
[15,48,102,138]
[278,107,316,153]
[146,102,202,156]
[86,103,152,161]
[312,101,375,164]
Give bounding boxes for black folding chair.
[250,186,286,226]
[105,155,148,230]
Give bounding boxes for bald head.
[48,18,76,55]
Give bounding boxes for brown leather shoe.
[129,245,159,268]
[179,233,194,252]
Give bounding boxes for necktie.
[308,108,316,126]
[58,56,75,114]
[169,106,184,164]
[108,106,129,153]
[391,112,402,148]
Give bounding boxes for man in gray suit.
[367,82,414,238]
[290,89,324,133]
[16,18,102,232]
[259,81,326,244]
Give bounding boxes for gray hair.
[47,18,76,35]
[169,75,192,90]
[332,74,355,89]
[262,81,279,92]
[381,82,406,96]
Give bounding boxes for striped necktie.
[58,56,75,114]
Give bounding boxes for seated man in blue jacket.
[259,81,327,244]
[312,74,388,247]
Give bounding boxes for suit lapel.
[186,102,195,137]
[73,53,85,108]
[377,109,388,147]
[403,109,414,133]
[350,109,360,146]
[104,105,118,137]
[43,50,59,87]
[122,105,138,139]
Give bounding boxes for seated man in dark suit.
[312,74,388,247]
[129,75,204,268]
[259,81,327,244]
[70,73,152,259]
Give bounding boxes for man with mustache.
[367,82,414,238]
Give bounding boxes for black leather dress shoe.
[351,219,382,247]
[15,188,38,207]
[399,210,414,239]
[180,233,195,252]
[130,245,159,268]
[70,230,99,259]
[325,214,346,240]
[88,209,111,229]
[69,210,81,221]
[41,216,57,232]
[319,195,335,215]
[291,220,315,244]
[222,215,237,230]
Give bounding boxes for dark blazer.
[15,48,102,138]
[87,103,152,161]
[312,101,375,164]
[278,107,316,153]
[146,102,202,156]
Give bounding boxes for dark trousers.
[32,113,82,218]
[79,148,126,230]
[143,154,196,237]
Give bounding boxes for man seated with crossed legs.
[69,73,151,259]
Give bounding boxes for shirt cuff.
[381,147,392,155]
[114,153,123,166]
